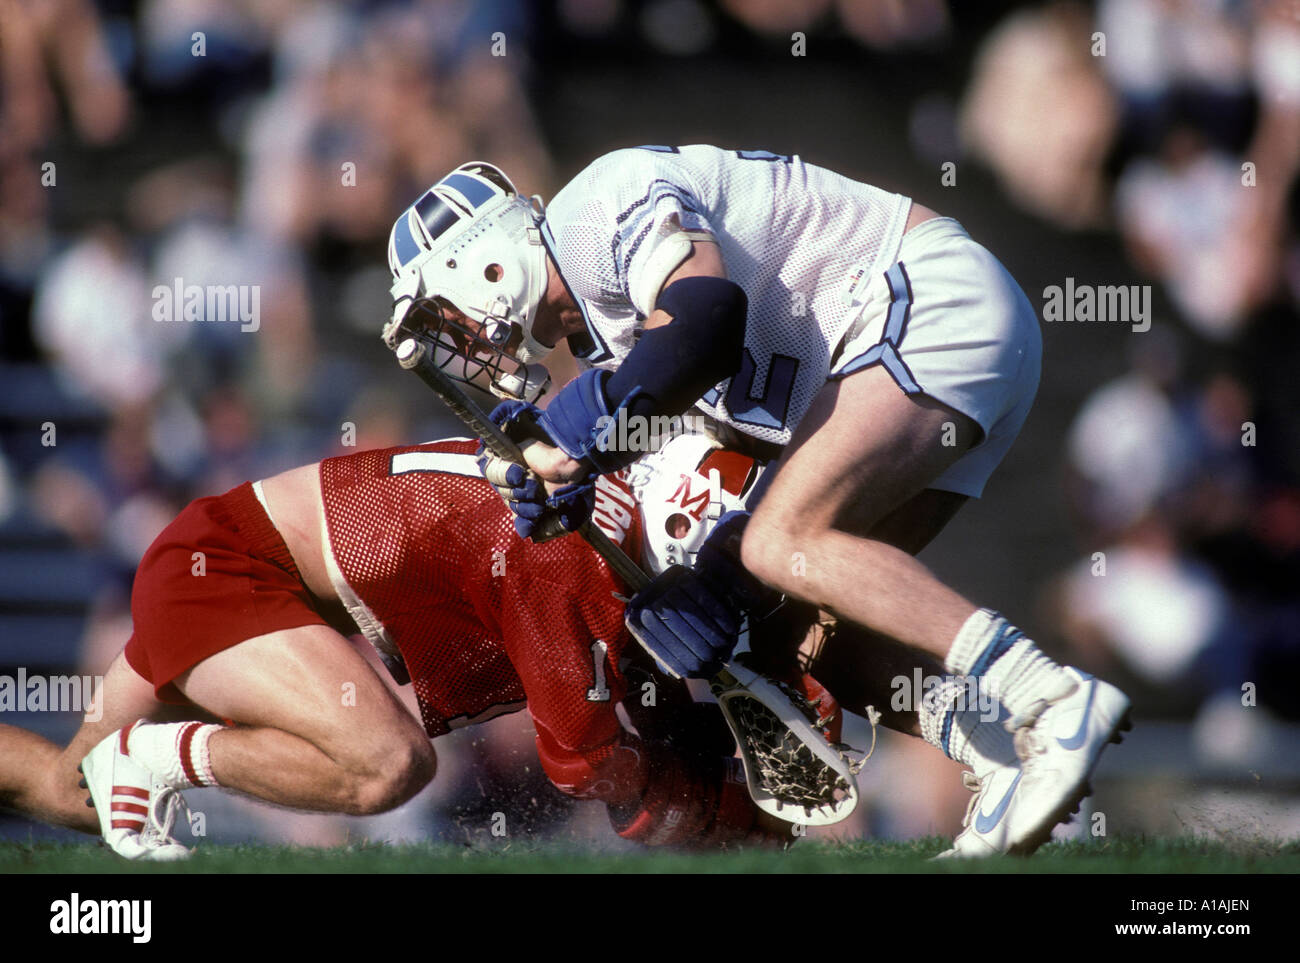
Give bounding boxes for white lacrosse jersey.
[541,144,912,448]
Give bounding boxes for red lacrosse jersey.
[318,439,645,787]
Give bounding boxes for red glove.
[608,747,782,849]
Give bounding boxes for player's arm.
[517,239,747,486]
[532,687,780,849]
[497,554,774,847]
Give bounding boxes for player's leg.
[743,364,982,658]
[742,228,1112,728]
[149,623,436,816]
[111,478,435,817]
[742,224,1129,853]
[0,649,183,832]
[742,380,1093,855]
[810,621,945,739]
[0,726,99,831]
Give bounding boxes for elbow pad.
[540,277,748,474]
[604,275,748,419]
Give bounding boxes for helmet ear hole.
[484,263,504,282]
[664,513,691,540]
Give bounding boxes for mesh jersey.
[318,439,645,785]
[542,144,913,447]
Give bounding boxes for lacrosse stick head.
[711,658,859,827]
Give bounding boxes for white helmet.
[631,433,763,576]
[382,162,553,402]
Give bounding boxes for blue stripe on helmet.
[443,172,497,209]
[414,191,462,243]
[391,210,422,267]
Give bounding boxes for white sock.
[918,677,1017,775]
[944,609,1075,725]
[127,721,222,790]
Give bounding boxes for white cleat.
[936,667,1131,859]
[80,724,192,862]
[1003,667,1131,855]
[935,763,1024,859]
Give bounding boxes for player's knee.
[740,513,799,591]
[347,736,436,815]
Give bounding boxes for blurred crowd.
[1,0,1298,844]
[0,0,564,844]
[956,1,1300,762]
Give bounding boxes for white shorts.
[828,217,1041,498]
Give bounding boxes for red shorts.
[124,481,328,704]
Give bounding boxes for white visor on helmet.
[383,163,553,402]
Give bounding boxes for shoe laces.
[1013,723,1048,762]
[958,769,983,828]
[143,781,190,847]
[1007,695,1055,763]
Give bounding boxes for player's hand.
[543,480,596,535]
[624,512,781,678]
[535,367,639,475]
[482,401,595,540]
[482,402,555,539]
[520,440,588,487]
[693,511,779,613]
[477,451,548,533]
[625,565,744,679]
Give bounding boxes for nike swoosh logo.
[1057,679,1097,750]
[974,770,1023,834]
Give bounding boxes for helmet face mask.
[383,163,553,401]
[389,296,552,403]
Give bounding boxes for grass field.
[3,836,1297,874]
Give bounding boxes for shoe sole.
[1007,705,1133,857]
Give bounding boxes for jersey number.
[703,348,800,431]
[585,640,611,702]
[388,450,482,478]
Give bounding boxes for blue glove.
[624,564,745,679]
[693,511,776,612]
[477,452,547,533]
[537,368,645,475]
[544,480,596,535]
[624,512,781,679]
[480,401,596,540]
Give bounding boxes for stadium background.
[1,0,1297,849]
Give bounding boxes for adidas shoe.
[80,724,192,862]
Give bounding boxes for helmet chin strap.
[513,224,554,365]
[491,362,551,403]
[514,328,553,365]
